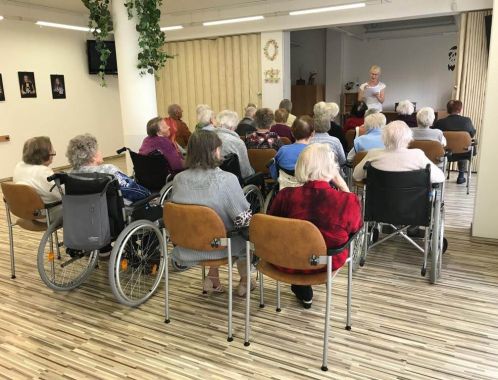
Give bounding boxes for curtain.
[454,10,492,171]
[156,34,262,129]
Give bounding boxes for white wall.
[325,29,344,105]
[0,20,123,178]
[342,33,458,111]
[261,31,290,109]
[290,29,326,86]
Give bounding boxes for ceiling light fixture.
[160,25,183,31]
[203,15,264,26]
[35,21,97,33]
[289,2,366,16]
[0,16,4,21]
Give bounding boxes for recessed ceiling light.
[160,25,183,31]
[203,15,264,26]
[289,2,366,16]
[36,21,96,32]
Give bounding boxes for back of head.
[66,133,98,169]
[254,108,275,130]
[246,102,257,109]
[22,136,52,165]
[416,107,435,128]
[295,143,338,183]
[364,113,386,131]
[167,103,181,117]
[279,99,292,113]
[198,107,215,126]
[217,110,239,131]
[196,104,211,119]
[350,101,368,118]
[447,99,463,114]
[313,102,339,133]
[291,116,315,140]
[274,108,289,123]
[364,108,379,118]
[397,100,415,115]
[244,106,257,118]
[382,120,413,151]
[186,130,222,169]
[146,116,164,136]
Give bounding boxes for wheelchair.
[37,172,167,306]
[357,163,447,284]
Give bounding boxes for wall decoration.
[18,72,37,98]
[448,45,457,71]
[51,74,66,99]
[0,74,5,101]
[264,68,280,83]
[263,39,279,61]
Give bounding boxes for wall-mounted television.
[87,40,118,75]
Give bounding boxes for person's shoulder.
[379,82,386,89]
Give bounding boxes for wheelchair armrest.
[325,228,363,256]
[242,172,265,187]
[44,200,62,209]
[265,158,275,169]
[227,226,249,240]
[130,192,160,208]
[432,182,443,189]
[116,147,128,155]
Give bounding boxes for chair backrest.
[249,214,327,271]
[408,140,445,165]
[443,131,472,154]
[1,182,45,220]
[129,149,170,192]
[280,136,292,145]
[248,149,277,175]
[163,202,227,251]
[352,150,368,169]
[345,129,356,151]
[364,163,432,226]
[219,153,243,186]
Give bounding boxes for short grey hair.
[295,143,338,183]
[66,133,98,169]
[279,99,292,113]
[416,107,435,128]
[196,104,211,120]
[382,121,413,151]
[364,112,386,131]
[217,110,240,130]
[313,102,339,133]
[198,108,215,125]
[364,108,379,118]
[397,100,415,115]
[244,106,257,118]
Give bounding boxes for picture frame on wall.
[50,74,66,99]
[18,71,37,98]
[0,74,5,101]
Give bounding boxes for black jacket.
[432,114,476,137]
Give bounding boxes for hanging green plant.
[124,0,173,77]
[82,0,113,86]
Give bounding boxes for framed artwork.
[0,74,5,101]
[18,71,37,98]
[50,74,66,99]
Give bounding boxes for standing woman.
[358,65,386,111]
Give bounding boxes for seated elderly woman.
[198,107,217,131]
[270,108,294,142]
[139,116,184,173]
[245,108,283,150]
[195,104,211,131]
[353,121,445,184]
[395,100,417,128]
[310,102,346,167]
[169,130,255,296]
[345,101,368,131]
[314,101,347,154]
[13,136,62,219]
[269,143,362,308]
[66,134,150,203]
[347,112,386,161]
[215,109,255,178]
[413,107,446,146]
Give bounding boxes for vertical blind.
[455,10,492,171]
[156,34,262,129]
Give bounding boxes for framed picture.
[0,74,5,101]
[18,71,37,98]
[50,74,66,99]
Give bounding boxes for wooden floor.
[1,164,497,380]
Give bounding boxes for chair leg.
[322,256,333,371]
[346,248,352,331]
[163,230,170,324]
[422,226,430,277]
[276,281,281,312]
[259,271,265,308]
[227,239,233,342]
[467,157,472,195]
[5,205,16,279]
[244,241,251,346]
[201,265,207,294]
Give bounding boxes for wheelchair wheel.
[350,228,364,271]
[262,187,276,214]
[37,219,98,291]
[159,181,173,206]
[108,220,165,307]
[243,184,264,215]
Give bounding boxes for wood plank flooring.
[0,161,497,379]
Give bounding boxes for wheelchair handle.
[116,147,127,155]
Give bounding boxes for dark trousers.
[291,284,313,301]
[457,160,467,173]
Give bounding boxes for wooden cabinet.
[291,85,324,117]
[341,92,358,115]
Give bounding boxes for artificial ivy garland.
[263,39,278,61]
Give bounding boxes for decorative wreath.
[264,39,279,61]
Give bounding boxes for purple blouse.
[270,123,295,143]
[139,135,184,172]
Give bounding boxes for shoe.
[456,176,466,185]
[407,226,425,238]
[291,285,313,309]
[203,276,225,294]
[237,278,256,297]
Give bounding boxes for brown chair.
[163,202,237,341]
[443,131,476,194]
[243,214,358,371]
[1,182,59,279]
[247,149,277,176]
[345,129,356,152]
[279,136,292,145]
[408,140,446,166]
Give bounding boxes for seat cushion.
[17,218,47,232]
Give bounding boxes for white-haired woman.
[197,107,216,131]
[395,100,417,128]
[269,143,362,309]
[310,102,346,167]
[353,121,445,183]
[358,65,386,111]
[194,104,212,131]
[216,110,255,178]
[347,112,386,161]
[413,107,446,146]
